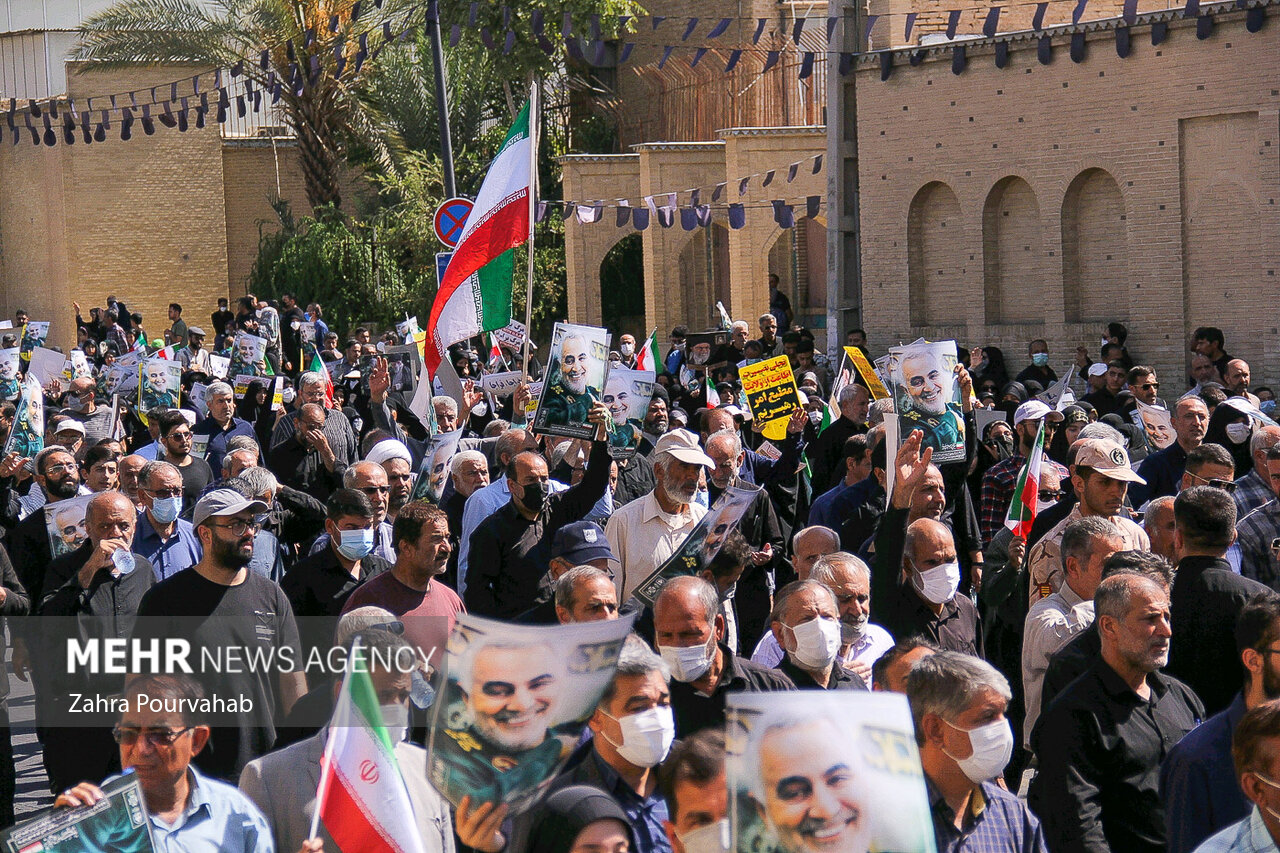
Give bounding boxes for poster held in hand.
[534,322,610,440]
[727,691,937,853]
[603,368,654,459]
[1135,400,1175,450]
[26,346,67,391]
[18,321,49,363]
[845,346,890,400]
[229,332,268,377]
[381,345,422,396]
[0,348,19,401]
[208,353,230,380]
[408,429,464,505]
[629,483,760,605]
[4,375,44,457]
[0,771,156,852]
[139,358,182,412]
[427,612,637,813]
[888,339,966,465]
[45,493,95,560]
[739,356,801,438]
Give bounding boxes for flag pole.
[520,76,539,377]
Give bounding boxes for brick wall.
[838,6,1280,387]
[222,141,310,296]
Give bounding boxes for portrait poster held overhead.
[380,344,422,396]
[888,339,966,465]
[45,494,95,561]
[1135,400,1175,450]
[427,612,637,813]
[680,330,731,393]
[727,691,937,853]
[409,428,464,505]
[0,771,155,852]
[0,347,19,401]
[602,367,655,459]
[18,321,49,363]
[630,483,761,606]
[138,358,182,413]
[4,375,44,458]
[534,322,611,440]
[739,356,801,441]
[228,332,268,377]
[208,353,230,380]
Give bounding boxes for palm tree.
[74,0,416,210]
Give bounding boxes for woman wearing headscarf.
[236,378,277,449]
[1204,398,1256,477]
[525,785,637,853]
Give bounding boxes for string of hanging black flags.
[4,0,1269,148]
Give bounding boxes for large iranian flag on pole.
[1004,423,1046,539]
[424,102,532,377]
[314,658,426,853]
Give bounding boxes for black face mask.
[520,481,550,512]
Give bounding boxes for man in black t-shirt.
[156,410,214,508]
[132,489,307,781]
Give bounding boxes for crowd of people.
[0,290,1276,853]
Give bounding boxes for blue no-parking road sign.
[433,197,473,248]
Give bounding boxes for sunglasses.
[1186,471,1237,492]
[112,726,193,747]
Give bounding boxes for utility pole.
[428,2,457,198]
[826,0,865,355]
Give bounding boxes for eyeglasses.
[144,488,182,499]
[213,513,269,535]
[1139,382,1160,390]
[112,726,192,747]
[360,486,390,496]
[167,431,192,441]
[1186,471,1237,492]
[45,463,78,475]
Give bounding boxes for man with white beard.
[543,334,601,428]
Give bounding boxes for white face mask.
[1226,422,1252,444]
[840,614,868,643]
[912,561,960,605]
[942,718,1014,784]
[1037,498,1058,514]
[807,410,824,426]
[379,702,409,745]
[601,705,675,768]
[785,617,841,670]
[679,818,731,853]
[620,343,635,357]
[659,633,717,682]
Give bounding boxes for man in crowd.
[1017,339,1057,387]
[1027,438,1150,603]
[118,453,147,505]
[792,525,841,579]
[1192,701,1280,851]
[1224,358,1260,406]
[456,429,542,595]
[133,489,307,781]
[269,372,358,468]
[1237,445,1280,589]
[307,461,396,563]
[341,502,462,671]
[283,488,390,662]
[653,576,793,737]
[179,326,211,376]
[466,404,610,618]
[806,383,870,497]
[1145,495,1178,563]
[156,410,213,507]
[3,447,86,612]
[808,433,874,532]
[608,430,714,600]
[770,579,866,689]
[872,431,981,654]
[1235,425,1280,517]
[53,673,273,851]
[365,438,414,524]
[192,381,258,476]
[1161,592,1280,853]
[659,729,729,853]
[1030,573,1203,852]
[166,302,188,346]
[980,401,1065,546]
[1194,326,1233,380]
[552,566,619,624]
[39,491,155,793]
[1083,361,1128,417]
[1132,395,1209,505]
[61,376,114,446]
[268,402,344,500]
[133,460,202,580]
[1189,353,1221,396]
[907,652,1047,851]
[1168,486,1270,713]
[1022,517,1122,752]
[512,635,675,853]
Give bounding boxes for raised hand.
[891,429,934,509]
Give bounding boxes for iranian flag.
[1004,423,1046,538]
[424,101,532,377]
[314,655,426,853]
[705,376,720,408]
[634,329,660,372]
[308,351,335,408]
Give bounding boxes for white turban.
[365,438,413,466]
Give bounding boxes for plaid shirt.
[1237,499,1280,589]
[979,453,1069,547]
[928,778,1048,853]
[1235,469,1275,518]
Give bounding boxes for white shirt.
[1022,580,1095,748]
[605,491,705,600]
[751,623,894,671]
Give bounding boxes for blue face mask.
[1031,352,1050,367]
[692,488,710,510]
[150,495,182,524]
[336,528,375,561]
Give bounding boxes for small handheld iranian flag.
[1004,423,1046,538]
[705,376,720,408]
[312,647,427,853]
[307,351,335,408]
[634,329,660,372]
